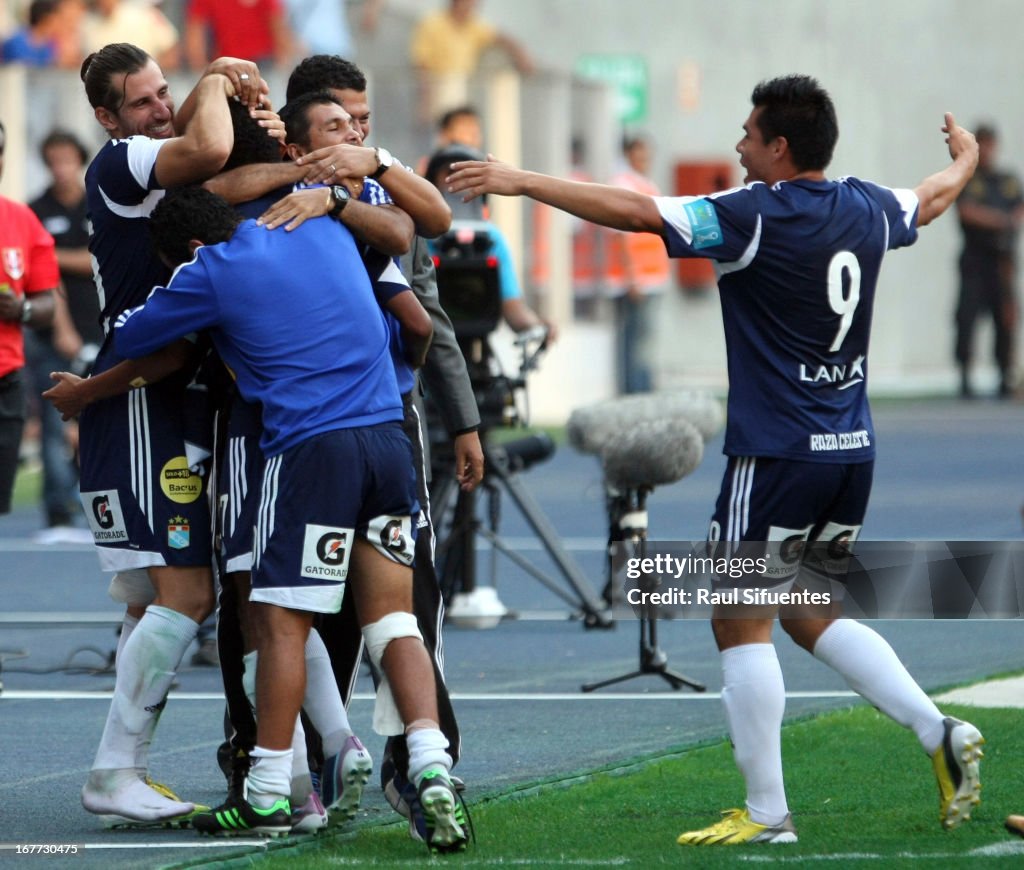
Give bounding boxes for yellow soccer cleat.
[677,808,798,845]
[932,717,984,830]
[145,776,211,827]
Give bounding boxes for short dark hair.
[438,104,479,132]
[280,90,343,150]
[80,43,152,113]
[29,0,61,27]
[222,99,282,171]
[750,75,838,172]
[621,133,648,154]
[150,187,241,268]
[975,124,997,143]
[40,129,89,166]
[286,55,366,103]
[424,144,485,188]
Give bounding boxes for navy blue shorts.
[78,381,213,571]
[250,422,419,614]
[217,395,264,574]
[709,456,873,589]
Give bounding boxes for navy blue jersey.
[656,178,919,463]
[85,137,170,340]
[114,216,403,456]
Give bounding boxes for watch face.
[377,147,393,167]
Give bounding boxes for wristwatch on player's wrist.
[20,299,33,324]
[371,146,394,180]
[328,184,350,218]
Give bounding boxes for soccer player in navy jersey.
[447,75,983,845]
[117,187,468,851]
[277,55,482,840]
[71,42,284,827]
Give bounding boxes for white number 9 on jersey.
[827,251,861,352]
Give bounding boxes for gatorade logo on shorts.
[160,456,203,504]
[367,515,414,566]
[301,525,353,580]
[80,490,129,542]
[763,524,814,581]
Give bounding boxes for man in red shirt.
[185,0,295,71]
[0,119,58,514]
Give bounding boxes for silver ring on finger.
[329,164,336,175]
[239,73,250,81]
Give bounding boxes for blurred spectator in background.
[1,0,84,68]
[185,0,294,71]
[425,142,552,337]
[0,119,57,516]
[415,104,483,175]
[83,0,181,72]
[605,133,670,393]
[27,129,100,530]
[283,0,382,59]
[955,123,1024,399]
[410,0,532,128]
[530,136,605,321]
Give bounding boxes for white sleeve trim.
[123,136,168,190]
[890,187,920,230]
[654,195,701,245]
[378,257,410,288]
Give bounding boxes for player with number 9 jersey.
[656,178,918,464]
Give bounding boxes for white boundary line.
[738,840,1024,862]
[1,689,858,702]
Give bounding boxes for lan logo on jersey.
[301,524,353,581]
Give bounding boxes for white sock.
[242,649,258,711]
[115,613,139,672]
[812,620,946,753]
[720,644,789,826]
[290,715,313,804]
[93,605,199,772]
[247,746,292,808]
[302,629,353,759]
[407,727,452,786]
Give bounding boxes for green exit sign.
[575,54,649,124]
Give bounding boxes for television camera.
[426,221,610,628]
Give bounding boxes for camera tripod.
[582,485,705,691]
[430,431,613,630]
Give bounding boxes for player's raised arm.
[913,112,979,228]
[446,155,664,234]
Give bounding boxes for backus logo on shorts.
[160,456,204,505]
[301,524,353,580]
[81,490,129,542]
[168,516,191,550]
[368,515,414,565]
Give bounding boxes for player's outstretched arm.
[43,340,196,420]
[913,112,979,228]
[446,155,663,234]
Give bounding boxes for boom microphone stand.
[568,406,714,693]
[582,483,704,692]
